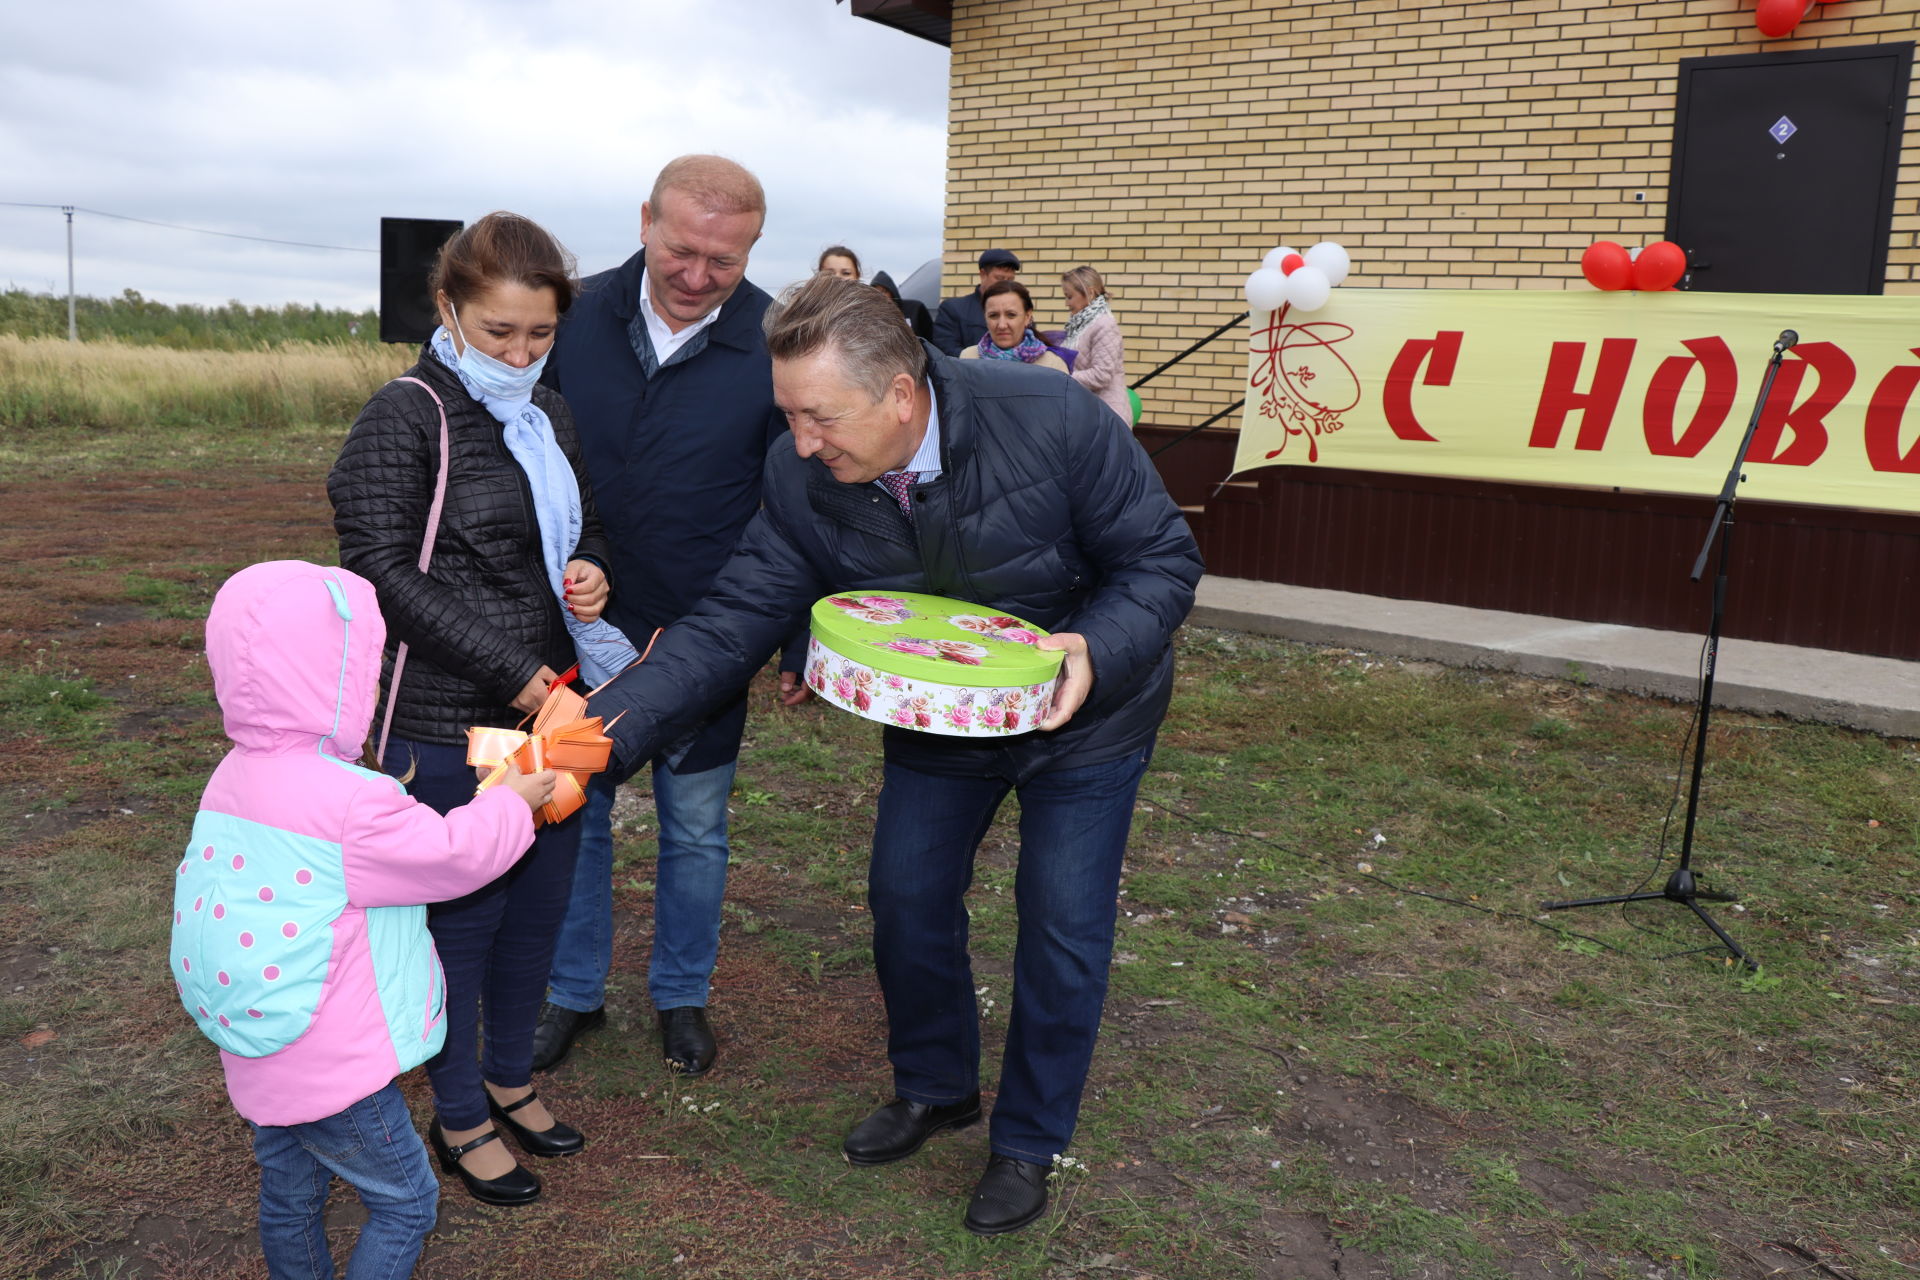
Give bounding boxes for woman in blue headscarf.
[329,211,634,1209]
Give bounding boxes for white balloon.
[1303,241,1350,287]
[1261,245,1299,271]
[1245,267,1289,313]
[1284,266,1333,312]
[1628,245,1643,261]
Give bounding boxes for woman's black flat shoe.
[488,1089,586,1158]
[429,1122,542,1206]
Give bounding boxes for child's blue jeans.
[248,1080,437,1280]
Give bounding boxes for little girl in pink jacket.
[171,561,554,1279]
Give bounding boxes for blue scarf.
[977,328,1050,363]
[430,329,638,684]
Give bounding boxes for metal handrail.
[1147,399,1246,459]
[1131,311,1250,462]
[1128,311,1248,391]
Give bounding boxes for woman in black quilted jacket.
[328,212,625,1209]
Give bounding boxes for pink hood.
[206,561,385,762]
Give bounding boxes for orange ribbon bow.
[467,683,618,827]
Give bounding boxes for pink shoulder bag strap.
[373,376,452,768]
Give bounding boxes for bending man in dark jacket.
[533,156,793,1078]
[588,275,1202,1236]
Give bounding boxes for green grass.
[1568,1190,1716,1274]
[121,570,213,620]
[1453,1149,1547,1219]
[3,422,1918,1277]
[1337,1194,1501,1273]
[0,668,109,739]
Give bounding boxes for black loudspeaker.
[379,217,463,343]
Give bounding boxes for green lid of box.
[808,592,1063,689]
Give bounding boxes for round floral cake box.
[805,592,1064,737]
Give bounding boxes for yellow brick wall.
[942,0,1920,430]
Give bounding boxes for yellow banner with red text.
[1235,290,1920,514]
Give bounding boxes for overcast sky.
[0,0,950,311]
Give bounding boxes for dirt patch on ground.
[1284,1075,1470,1200]
[0,941,57,992]
[1253,1213,1394,1280]
[5,457,1912,1280]
[66,602,154,629]
[3,788,155,849]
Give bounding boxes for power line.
[0,201,376,253]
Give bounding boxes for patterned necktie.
[878,469,919,520]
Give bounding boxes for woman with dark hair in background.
[959,279,1068,373]
[818,245,862,280]
[1060,266,1131,424]
[329,211,626,1208]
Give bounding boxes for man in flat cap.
[931,248,1020,356]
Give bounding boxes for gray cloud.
[0,0,950,309]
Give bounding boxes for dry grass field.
[0,335,408,433]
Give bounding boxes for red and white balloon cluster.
[1579,240,1686,292]
[1245,241,1350,314]
[1756,0,1820,37]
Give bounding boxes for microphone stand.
[1540,331,1799,970]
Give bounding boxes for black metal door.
[1668,44,1910,294]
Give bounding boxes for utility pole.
[62,206,76,342]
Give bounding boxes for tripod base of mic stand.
[1542,868,1755,969]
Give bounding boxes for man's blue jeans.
[868,741,1153,1164]
[547,752,737,1013]
[249,1080,437,1280]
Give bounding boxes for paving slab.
[1190,575,1920,738]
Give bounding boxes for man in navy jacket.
[534,156,796,1078]
[931,247,1020,356]
[589,275,1202,1235]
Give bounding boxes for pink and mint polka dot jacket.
[172,561,534,1127]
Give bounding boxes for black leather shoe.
[963,1154,1050,1235]
[841,1093,982,1166]
[657,1006,716,1075]
[530,1001,605,1072]
[488,1088,585,1159]
[428,1122,542,1207]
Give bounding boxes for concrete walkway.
[1190,576,1920,738]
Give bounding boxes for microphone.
[1774,329,1799,354]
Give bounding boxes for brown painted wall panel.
[1137,426,1920,661]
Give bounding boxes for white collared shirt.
[638,267,722,364]
[877,385,943,492]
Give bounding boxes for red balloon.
[1756,0,1808,36]
[1281,253,1306,276]
[1632,241,1687,292]
[1580,241,1633,291]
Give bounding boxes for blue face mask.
[450,311,549,402]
